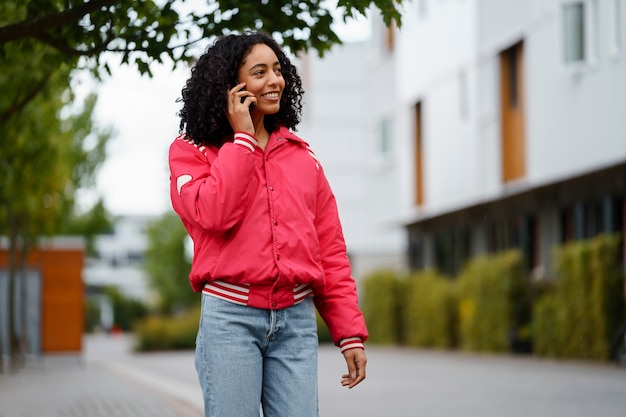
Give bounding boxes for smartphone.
[240,94,256,111]
[234,80,255,111]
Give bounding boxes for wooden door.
[500,41,526,182]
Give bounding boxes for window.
[562,0,597,65]
[414,102,424,206]
[563,2,585,62]
[505,48,519,108]
[434,228,470,277]
[610,0,622,55]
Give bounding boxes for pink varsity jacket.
[168,127,368,351]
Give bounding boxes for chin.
[258,106,281,115]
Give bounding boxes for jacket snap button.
[273,219,278,226]
[272,302,277,308]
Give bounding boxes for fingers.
[226,83,255,133]
[341,349,367,389]
[228,82,254,107]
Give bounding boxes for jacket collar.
[273,126,309,147]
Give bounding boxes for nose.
[267,71,280,86]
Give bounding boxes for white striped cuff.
[233,132,258,152]
[339,337,364,352]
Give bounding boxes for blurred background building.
[351,0,626,279]
[273,0,626,284]
[298,40,406,280]
[83,215,152,302]
[83,215,153,331]
[1,238,85,358]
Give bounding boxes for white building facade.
[298,39,407,280]
[383,0,626,277]
[83,215,153,301]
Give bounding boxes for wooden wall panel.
[0,243,84,353]
[500,41,526,182]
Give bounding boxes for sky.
[84,11,371,217]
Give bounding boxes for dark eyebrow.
[248,61,281,72]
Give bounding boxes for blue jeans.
[195,294,319,417]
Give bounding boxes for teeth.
[263,93,279,99]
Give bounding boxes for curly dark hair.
[178,32,304,147]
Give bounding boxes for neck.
[252,114,270,150]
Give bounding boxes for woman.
[169,31,368,417]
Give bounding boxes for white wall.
[298,41,406,278]
[523,0,626,184]
[397,0,626,221]
[394,0,480,214]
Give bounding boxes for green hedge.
[533,293,562,357]
[456,250,530,353]
[403,269,457,349]
[133,304,200,351]
[361,269,404,344]
[134,302,336,351]
[316,311,333,344]
[533,234,624,360]
[131,234,624,362]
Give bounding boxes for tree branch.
[0,0,116,44]
[35,33,113,57]
[0,71,53,125]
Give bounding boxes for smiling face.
[237,43,285,116]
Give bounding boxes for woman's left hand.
[341,348,367,389]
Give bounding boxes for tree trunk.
[7,219,27,373]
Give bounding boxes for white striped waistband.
[202,280,313,306]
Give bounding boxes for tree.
[1,0,403,122]
[1,0,402,60]
[0,55,111,371]
[143,212,196,314]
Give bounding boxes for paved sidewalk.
[0,335,202,417]
[319,347,626,417]
[2,334,626,417]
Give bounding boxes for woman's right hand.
[227,82,256,135]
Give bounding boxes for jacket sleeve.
[313,167,368,349]
[168,133,258,233]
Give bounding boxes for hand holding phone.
[241,94,256,111]
[239,89,256,111]
[227,82,256,134]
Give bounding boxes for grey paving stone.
[0,357,198,417]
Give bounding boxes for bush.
[134,301,339,351]
[361,269,404,344]
[133,303,200,351]
[84,297,101,333]
[103,286,149,332]
[533,234,625,360]
[316,310,333,344]
[533,292,562,357]
[403,269,457,349]
[457,250,530,353]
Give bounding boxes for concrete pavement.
[0,335,201,417]
[1,334,625,416]
[319,347,626,417]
